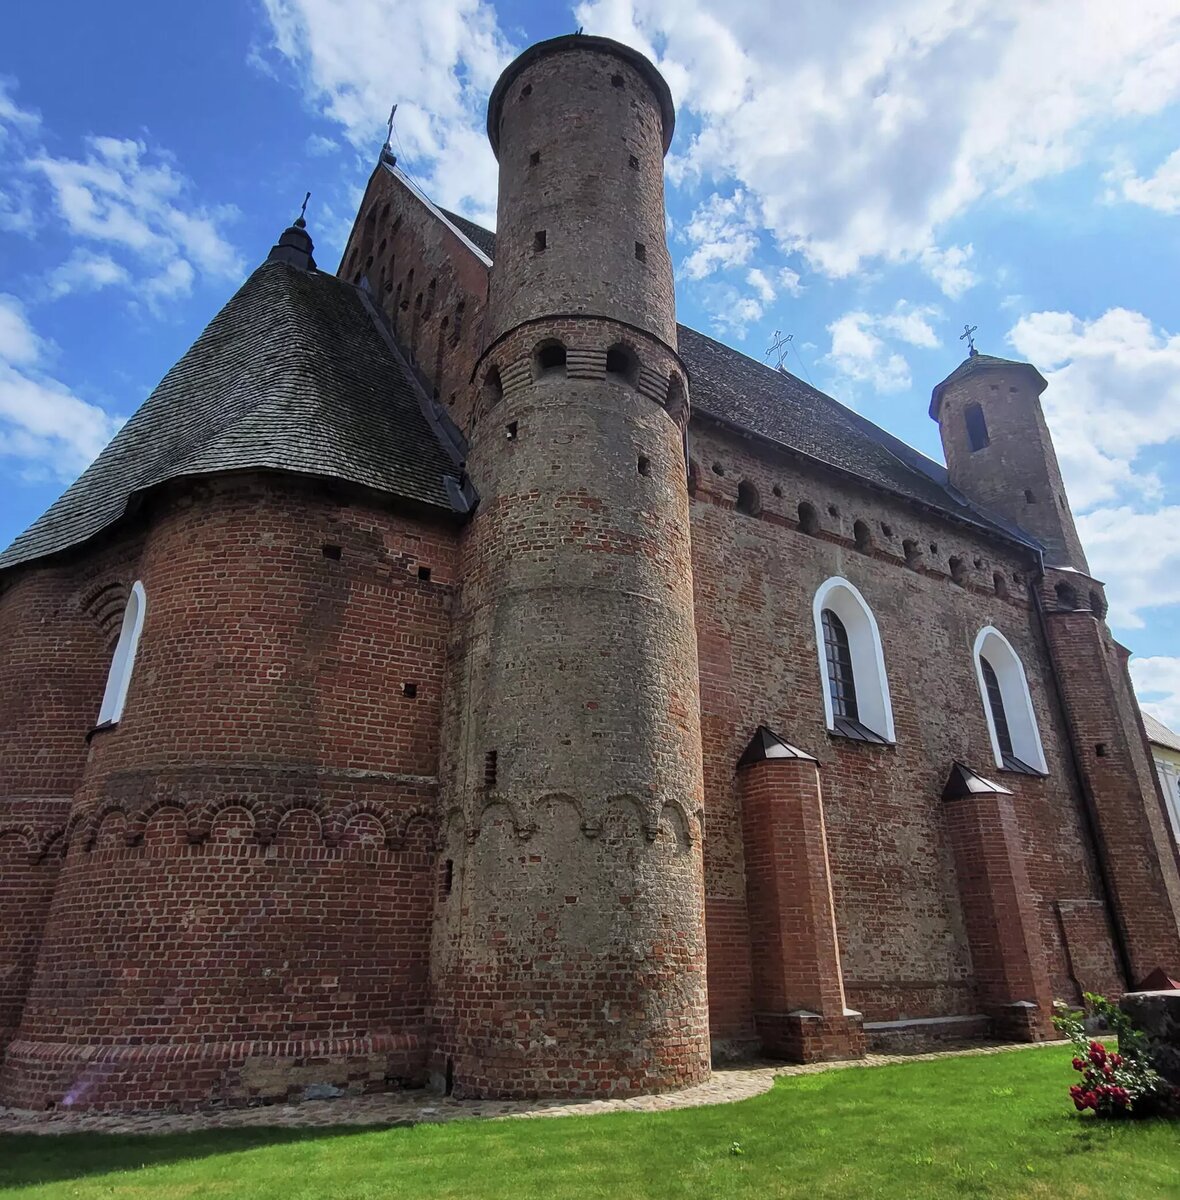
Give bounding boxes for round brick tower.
[432,35,710,1099]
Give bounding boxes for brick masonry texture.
[2,33,1179,1115]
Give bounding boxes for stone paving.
[0,1040,1065,1137]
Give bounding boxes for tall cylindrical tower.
[433,35,710,1099]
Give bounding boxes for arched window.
[605,342,639,385]
[797,501,819,535]
[965,403,989,451]
[736,480,761,516]
[482,366,504,410]
[532,339,567,378]
[853,519,872,552]
[973,626,1047,774]
[813,577,895,743]
[97,581,146,725]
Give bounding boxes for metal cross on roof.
[960,323,979,356]
[765,329,793,373]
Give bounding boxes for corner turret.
[931,350,1087,570]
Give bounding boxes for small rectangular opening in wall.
[443,858,454,895]
[417,565,432,582]
[402,682,418,698]
[1024,489,1036,503]
[321,544,342,560]
[637,455,651,476]
[484,749,498,788]
[533,230,546,252]
[634,242,646,262]
[506,421,518,440]
[530,150,540,166]
[628,154,639,169]
[1095,743,1108,757]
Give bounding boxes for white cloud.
[826,301,941,392]
[46,250,132,299]
[576,0,1180,279]
[1106,147,1180,215]
[0,295,124,481]
[745,267,775,304]
[1077,506,1180,630]
[678,189,760,280]
[920,243,978,299]
[1130,656,1180,730]
[1008,307,1180,512]
[258,0,512,223]
[28,136,243,286]
[305,132,339,157]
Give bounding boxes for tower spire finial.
[961,322,979,357]
[381,104,398,166]
[295,191,310,229]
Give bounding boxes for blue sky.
[3,0,1180,724]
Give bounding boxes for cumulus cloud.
[46,249,131,299]
[258,0,513,224]
[826,301,941,392]
[575,0,1180,279]
[1105,148,1180,216]
[678,189,760,280]
[1008,307,1180,512]
[1130,656,1180,730]
[27,136,243,294]
[0,295,124,481]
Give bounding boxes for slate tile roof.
[1144,712,1180,754]
[0,260,461,572]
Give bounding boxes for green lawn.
[1,1047,1176,1199]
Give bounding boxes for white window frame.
[812,576,896,742]
[97,581,146,724]
[1153,756,1180,847]
[972,625,1048,774]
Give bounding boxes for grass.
[0,1047,1177,1199]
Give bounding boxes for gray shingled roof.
[420,215,1038,548]
[1144,712,1180,754]
[929,352,1047,418]
[0,259,461,571]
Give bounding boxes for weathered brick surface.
[338,164,489,436]
[0,475,457,1110]
[2,33,1177,1113]
[935,361,1088,569]
[486,41,676,347]
[687,422,1120,1045]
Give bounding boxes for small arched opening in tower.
[993,570,1009,599]
[853,519,873,553]
[483,366,504,412]
[666,374,687,424]
[1055,581,1079,610]
[797,501,820,535]
[605,342,640,387]
[736,480,761,517]
[532,339,567,380]
[1089,588,1107,618]
[949,555,968,586]
[903,538,923,569]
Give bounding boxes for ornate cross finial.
[296,191,310,228]
[765,329,793,373]
[386,103,397,147]
[960,322,979,356]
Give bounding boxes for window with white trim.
[972,626,1047,774]
[812,577,895,743]
[97,581,146,724]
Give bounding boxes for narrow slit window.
[533,230,547,252]
[981,657,1014,760]
[530,150,541,166]
[97,581,147,725]
[634,242,646,262]
[965,403,989,451]
[484,750,498,788]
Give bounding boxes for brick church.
[2,34,1178,1112]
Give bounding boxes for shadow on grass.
[0,1123,381,1192]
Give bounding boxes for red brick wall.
[1,474,459,1110]
[689,422,1118,1044]
[338,167,489,436]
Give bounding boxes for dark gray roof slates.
[0,261,458,571]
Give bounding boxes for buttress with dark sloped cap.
[0,218,467,572]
